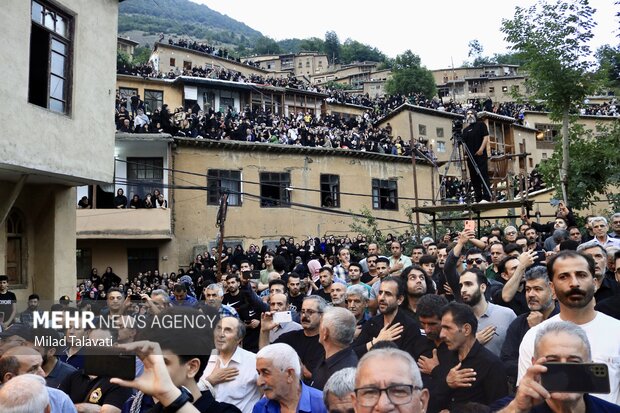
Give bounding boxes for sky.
[194,0,618,70]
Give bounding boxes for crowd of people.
[2,205,620,411]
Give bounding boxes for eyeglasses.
[354,384,420,406]
[300,309,322,316]
[505,231,517,236]
[467,258,485,265]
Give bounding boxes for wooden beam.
[0,175,28,227]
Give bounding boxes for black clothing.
[312,347,358,390]
[596,295,620,320]
[361,272,376,284]
[352,309,430,360]
[275,330,325,379]
[0,290,17,320]
[61,371,132,409]
[46,359,77,389]
[430,341,508,413]
[113,195,128,208]
[500,303,560,380]
[288,293,304,314]
[491,280,529,316]
[313,288,332,303]
[594,277,620,303]
[462,121,491,202]
[147,390,240,413]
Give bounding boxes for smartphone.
[130,294,142,301]
[272,311,292,324]
[541,362,610,394]
[464,220,476,232]
[83,347,136,380]
[241,270,252,280]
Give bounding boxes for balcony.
[76,208,172,240]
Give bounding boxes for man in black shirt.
[312,307,358,390]
[352,276,429,360]
[286,273,304,315]
[313,267,335,303]
[272,296,327,383]
[462,110,491,202]
[0,275,17,329]
[431,302,508,412]
[500,266,559,383]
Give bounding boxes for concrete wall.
[76,239,176,282]
[172,143,435,265]
[152,43,270,78]
[0,184,76,307]
[1,0,117,184]
[377,109,458,164]
[117,76,182,111]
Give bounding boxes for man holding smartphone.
[518,251,620,404]
[499,321,620,412]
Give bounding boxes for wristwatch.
[162,386,194,413]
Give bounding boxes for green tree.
[324,30,341,64]
[117,50,132,70]
[537,122,620,210]
[340,39,386,64]
[596,44,620,90]
[132,45,152,66]
[385,50,436,98]
[501,0,598,206]
[297,37,325,53]
[252,36,282,55]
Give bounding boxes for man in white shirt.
[518,250,620,404]
[199,317,261,413]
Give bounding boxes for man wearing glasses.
[353,348,429,413]
[269,296,327,384]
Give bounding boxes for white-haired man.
[0,374,51,413]
[253,343,327,413]
[585,216,620,249]
[323,367,356,413]
[313,307,358,390]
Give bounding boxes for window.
[126,157,164,199]
[118,87,138,102]
[183,60,192,71]
[127,248,158,277]
[511,85,520,93]
[535,123,560,142]
[76,248,92,279]
[170,58,176,67]
[260,172,291,207]
[320,174,340,208]
[143,89,163,113]
[220,97,234,111]
[437,141,446,153]
[436,127,444,138]
[502,86,508,92]
[372,179,398,210]
[489,87,495,93]
[207,170,241,206]
[542,153,547,159]
[29,0,72,114]
[6,210,27,286]
[418,124,427,136]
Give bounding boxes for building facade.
[1,0,119,302]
